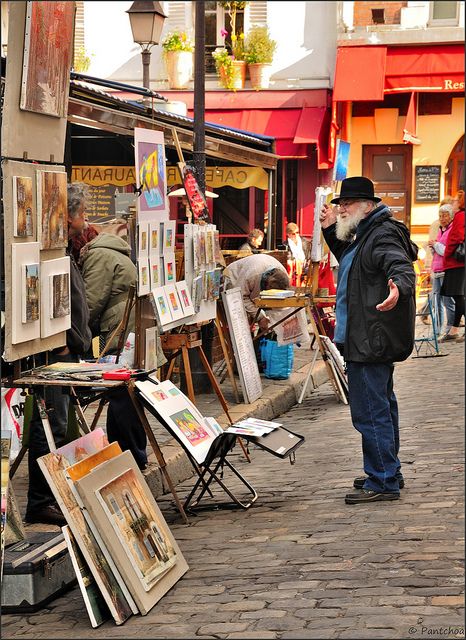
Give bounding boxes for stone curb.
[143,359,329,499]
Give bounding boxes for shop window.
[446,135,464,196]
[371,8,385,24]
[203,1,245,75]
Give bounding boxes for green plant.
[161,30,194,53]
[73,46,92,73]
[244,25,276,64]
[212,47,235,89]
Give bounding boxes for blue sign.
[333,140,351,182]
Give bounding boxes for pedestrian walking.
[320,176,418,504]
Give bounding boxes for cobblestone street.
[3,339,464,640]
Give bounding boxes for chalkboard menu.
[415,165,441,203]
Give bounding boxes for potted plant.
[244,25,277,90]
[213,1,248,90]
[161,30,194,89]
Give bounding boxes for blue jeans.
[431,274,455,334]
[346,362,402,494]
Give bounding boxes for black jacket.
[323,206,418,363]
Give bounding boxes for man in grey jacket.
[320,177,418,505]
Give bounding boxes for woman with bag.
[440,190,465,342]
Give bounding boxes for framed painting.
[66,442,123,483]
[134,128,168,220]
[162,220,176,255]
[163,253,176,286]
[150,286,172,326]
[149,256,162,289]
[62,525,111,629]
[13,176,34,238]
[175,281,195,317]
[135,379,220,465]
[138,221,149,258]
[149,221,160,256]
[138,257,150,297]
[11,242,41,344]
[164,284,184,322]
[39,257,72,338]
[74,451,188,616]
[38,444,138,624]
[37,170,68,250]
[20,1,74,118]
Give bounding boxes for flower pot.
[248,63,272,90]
[165,50,193,89]
[219,59,246,91]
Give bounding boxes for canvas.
[37,170,68,250]
[150,287,173,326]
[13,175,34,238]
[62,525,111,628]
[144,326,158,371]
[20,1,74,118]
[164,285,185,322]
[175,281,195,317]
[74,451,188,616]
[38,444,138,624]
[11,242,41,344]
[51,273,70,318]
[138,257,151,297]
[66,442,122,483]
[149,256,162,289]
[205,228,215,264]
[22,263,40,323]
[163,253,176,285]
[134,128,168,219]
[135,379,220,465]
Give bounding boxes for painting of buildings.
[13,176,34,237]
[22,263,40,323]
[38,171,68,250]
[51,273,70,318]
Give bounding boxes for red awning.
[333,44,465,101]
[188,107,330,163]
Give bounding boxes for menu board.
[221,288,263,404]
[415,166,441,203]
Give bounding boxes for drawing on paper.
[170,409,211,447]
[13,176,34,237]
[22,263,40,323]
[97,468,177,590]
[39,171,68,250]
[51,273,70,318]
[20,1,74,118]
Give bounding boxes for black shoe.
[353,475,405,490]
[345,489,400,504]
[25,504,66,526]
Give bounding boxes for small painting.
[22,263,40,323]
[176,280,195,316]
[163,253,176,285]
[138,222,149,257]
[149,222,159,255]
[134,129,168,218]
[150,287,172,326]
[170,409,211,447]
[162,221,176,254]
[150,257,161,289]
[164,285,184,322]
[51,273,70,319]
[13,176,34,238]
[38,170,68,250]
[138,258,150,297]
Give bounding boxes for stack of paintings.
[38,428,188,627]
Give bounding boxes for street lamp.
[126,1,167,90]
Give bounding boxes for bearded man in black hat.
[320,176,418,505]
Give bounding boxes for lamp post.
[126,1,167,90]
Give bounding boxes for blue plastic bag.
[260,338,294,380]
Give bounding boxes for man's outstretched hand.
[376,279,399,311]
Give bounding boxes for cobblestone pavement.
[2,337,464,640]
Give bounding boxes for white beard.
[335,209,368,241]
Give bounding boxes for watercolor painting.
[13,175,34,238]
[150,258,161,289]
[170,409,211,447]
[51,273,70,318]
[38,170,68,250]
[22,263,40,323]
[20,1,74,118]
[163,254,176,285]
[176,281,195,316]
[134,129,168,216]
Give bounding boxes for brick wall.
[353,1,407,26]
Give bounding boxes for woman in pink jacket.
[440,190,465,342]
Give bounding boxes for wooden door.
[362,144,413,228]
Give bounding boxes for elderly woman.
[428,203,455,337]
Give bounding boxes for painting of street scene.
[39,171,68,250]
[22,263,40,323]
[20,1,74,117]
[13,176,34,237]
[51,273,70,318]
[98,468,177,592]
[170,409,211,447]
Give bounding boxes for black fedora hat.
[331,176,381,204]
